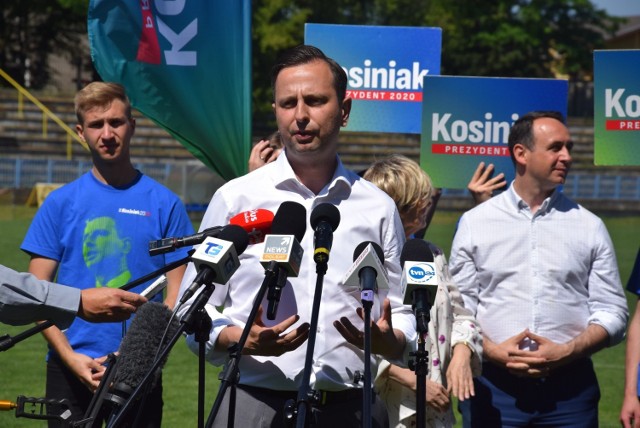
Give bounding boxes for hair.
[267,130,283,149]
[508,111,565,164]
[363,154,433,215]
[74,82,132,124]
[270,44,348,103]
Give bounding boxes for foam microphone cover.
[114,302,180,389]
[310,203,340,232]
[272,201,307,241]
[218,224,250,255]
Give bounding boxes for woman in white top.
[364,154,483,428]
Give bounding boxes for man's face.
[82,217,129,268]
[76,99,135,164]
[520,117,573,191]
[272,60,350,163]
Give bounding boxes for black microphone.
[179,225,250,305]
[260,201,307,320]
[400,239,438,335]
[104,302,179,424]
[148,209,270,256]
[310,203,340,265]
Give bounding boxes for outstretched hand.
[219,306,310,357]
[333,298,405,360]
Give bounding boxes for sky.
[591,0,640,17]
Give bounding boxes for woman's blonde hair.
[363,154,433,215]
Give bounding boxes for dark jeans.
[459,359,599,428]
[46,354,163,428]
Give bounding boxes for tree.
[0,0,88,89]
[250,0,620,118]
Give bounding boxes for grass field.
[0,205,638,427]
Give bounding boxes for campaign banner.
[305,23,441,134]
[88,0,252,180]
[594,50,640,165]
[421,76,568,189]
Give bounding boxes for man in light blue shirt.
[450,111,628,427]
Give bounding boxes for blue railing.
[2,158,639,206]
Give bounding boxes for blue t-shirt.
[21,171,194,359]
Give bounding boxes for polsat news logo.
[408,263,436,284]
[604,88,640,131]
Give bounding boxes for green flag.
[88,0,251,180]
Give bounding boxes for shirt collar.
[507,182,560,216]
[270,150,353,198]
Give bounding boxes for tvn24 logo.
[408,263,436,284]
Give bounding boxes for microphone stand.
[0,254,193,353]
[107,270,215,428]
[361,286,374,428]
[288,260,328,428]
[205,260,280,428]
[408,294,431,428]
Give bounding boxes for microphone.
[179,225,250,305]
[229,208,274,245]
[259,201,307,320]
[139,275,167,300]
[104,302,179,424]
[342,241,389,294]
[400,239,438,334]
[149,209,271,255]
[310,203,340,265]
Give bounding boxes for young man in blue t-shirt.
[21,82,194,427]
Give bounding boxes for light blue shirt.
[450,183,628,348]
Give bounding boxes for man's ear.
[76,124,85,141]
[340,97,352,127]
[513,143,527,167]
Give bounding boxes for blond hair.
[363,154,433,215]
[74,82,132,124]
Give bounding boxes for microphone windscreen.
[218,225,250,255]
[353,241,385,263]
[114,302,179,389]
[272,201,307,242]
[310,203,340,232]
[400,238,434,267]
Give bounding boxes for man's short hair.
[270,44,348,103]
[508,111,565,164]
[75,82,132,124]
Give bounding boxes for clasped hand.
[488,329,573,378]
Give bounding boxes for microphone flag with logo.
[259,201,307,320]
[400,239,438,334]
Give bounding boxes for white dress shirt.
[449,183,628,348]
[177,151,416,391]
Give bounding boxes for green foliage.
[0,0,89,89]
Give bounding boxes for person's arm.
[621,300,640,428]
[163,264,187,310]
[29,256,106,391]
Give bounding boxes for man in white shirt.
[450,111,628,427]
[177,45,415,428]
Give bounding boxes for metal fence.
[2,158,640,209]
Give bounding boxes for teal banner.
[88,0,252,180]
[594,50,640,166]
